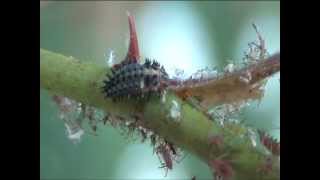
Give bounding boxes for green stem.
[40,48,279,180]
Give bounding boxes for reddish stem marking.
[208,134,224,150]
[209,159,234,180]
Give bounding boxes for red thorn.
[126,13,140,63]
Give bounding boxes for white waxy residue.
[239,70,252,84]
[170,100,181,122]
[105,49,115,67]
[140,80,145,89]
[125,121,131,126]
[65,123,84,144]
[224,63,235,73]
[76,103,82,114]
[217,118,225,127]
[228,118,240,124]
[208,107,225,127]
[201,67,218,79]
[172,68,188,80]
[208,68,218,78]
[190,67,219,82]
[247,128,257,147]
[161,90,167,103]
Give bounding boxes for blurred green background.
[40,1,279,179]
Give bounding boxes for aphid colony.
[52,94,184,175]
[103,113,184,176]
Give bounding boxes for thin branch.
[173,53,280,108]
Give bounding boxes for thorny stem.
[40,48,280,180]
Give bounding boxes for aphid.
[156,143,173,176]
[166,141,177,155]
[85,106,98,133]
[257,129,280,156]
[52,95,75,113]
[102,115,109,125]
[252,23,267,59]
[150,134,157,151]
[91,125,97,133]
[257,156,274,175]
[139,128,147,143]
[208,134,224,150]
[127,121,137,135]
[103,114,122,127]
[210,159,234,180]
[102,14,171,102]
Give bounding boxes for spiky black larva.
[102,59,169,102]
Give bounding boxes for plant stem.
[40,48,280,180]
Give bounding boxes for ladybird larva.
[102,59,169,102]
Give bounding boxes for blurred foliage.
[40,1,279,179]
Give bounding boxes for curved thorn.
[126,12,140,63]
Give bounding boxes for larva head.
[160,66,169,81]
[149,60,169,87]
[159,68,170,90]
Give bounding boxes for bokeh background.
[40,1,280,179]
